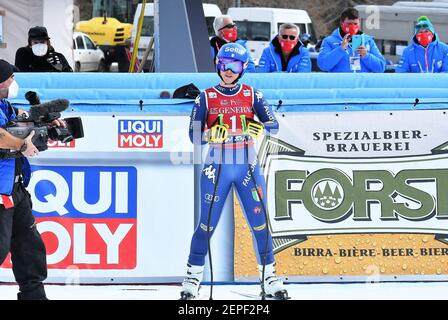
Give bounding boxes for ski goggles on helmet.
[217,58,244,74]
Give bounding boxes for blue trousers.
[187,144,274,267]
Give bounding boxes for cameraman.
[0,59,65,300]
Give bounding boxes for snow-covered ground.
[0,282,447,300]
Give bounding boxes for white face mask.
[32,43,48,56]
[7,80,19,99]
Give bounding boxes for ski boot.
[179,264,204,300]
[259,263,290,300]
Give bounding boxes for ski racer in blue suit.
[181,42,288,300]
[396,16,448,73]
[317,7,386,73]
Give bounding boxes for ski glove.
[247,121,264,139]
[208,124,229,143]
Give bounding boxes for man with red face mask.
[258,23,311,73]
[396,16,448,73]
[317,8,385,73]
[210,15,256,72]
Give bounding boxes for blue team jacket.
[257,37,311,73]
[0,99,31,195]
[396,36,448,73]
[317,28,386,73]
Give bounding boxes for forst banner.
[234,109,448,280]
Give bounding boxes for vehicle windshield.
[141,16,154,37]
[235,21,270,41]
[92,0,138,23]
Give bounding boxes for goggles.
[217,58,244,74]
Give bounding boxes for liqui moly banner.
[1,166,138,270]
[45,115,192,153]
[0,113,195,282]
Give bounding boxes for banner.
[234,109,448,281]
[0,115,194,283]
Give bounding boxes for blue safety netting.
[10,72,448,113]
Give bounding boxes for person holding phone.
[317,8,386,73]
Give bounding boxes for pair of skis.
[180,289,290,300]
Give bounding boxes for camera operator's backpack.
[173,83,200,99]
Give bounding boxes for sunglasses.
[217,59,243,74]
[280,34,296,40]
[219,23,236,31]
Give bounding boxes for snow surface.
[1,282,447,300]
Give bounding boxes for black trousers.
[0,181,48,300]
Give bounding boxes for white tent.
[0,0,74,68]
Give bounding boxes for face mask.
[278,39,296,54]
[416,31,434,47]
[32,43,48,56]
[222,29,237,42]
[7,80,19,99]
[342,23,359,36]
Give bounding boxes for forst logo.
[118,119,163,148]
[0,166,138,270]
[275,168,448,223]
[312,179,343,210]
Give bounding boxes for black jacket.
[210,36,227,60]
[15,46,73,72]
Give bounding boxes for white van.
[227,7,316,65]
[131,2,222,70]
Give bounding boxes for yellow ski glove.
[208,124,229,143]
[247,121,264,139]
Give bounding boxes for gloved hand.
[208,124,229,143]
[247,121,264,139]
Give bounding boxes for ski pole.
[206,114,225,300]
[242,116,269,300]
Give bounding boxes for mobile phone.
[351,34,364,51]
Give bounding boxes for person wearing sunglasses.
[181,43,288,300]
[396,16,448,73]
[317,8,385,73]
[258,23,311,73]
[210,15,256,72]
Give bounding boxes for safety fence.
[1,72,448,283]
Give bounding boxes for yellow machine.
[76,17,133,47]
[75,0,138,72]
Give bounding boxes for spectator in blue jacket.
[396,16,448,73]
[317,8,386,73]
[258,23,311,73]
[210,15,256,72]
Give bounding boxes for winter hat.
[28,26,50,45]
[0,59,14,84]
[415,16,435,35]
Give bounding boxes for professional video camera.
[0,91,84,157]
